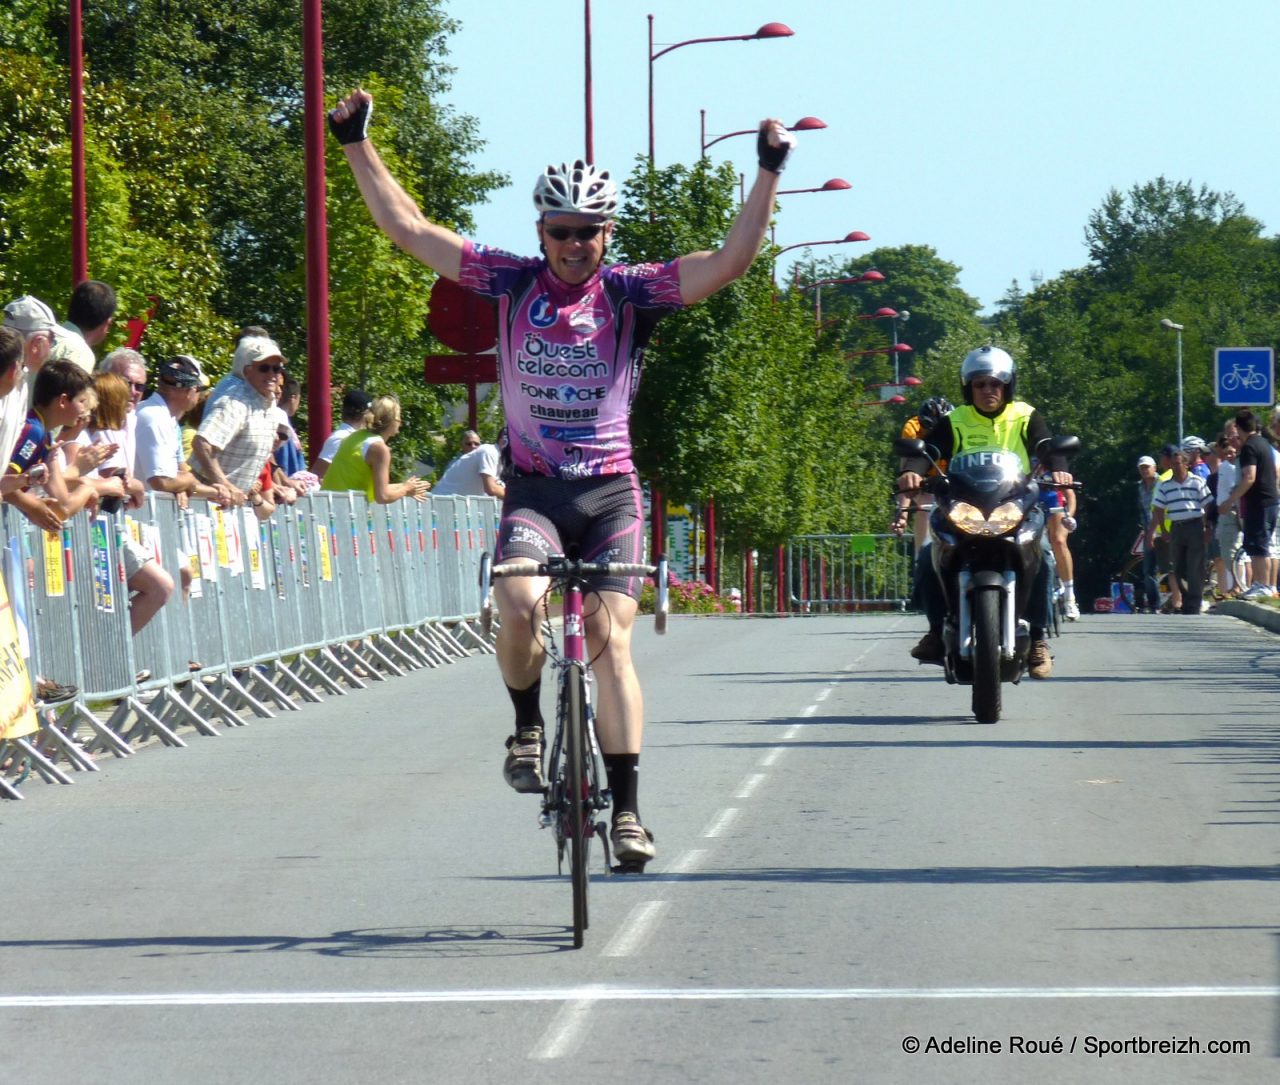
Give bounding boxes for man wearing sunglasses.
[331,87,795,868]
[432,431,504,500]
[897,346,1073,679]
[192,335,286,505]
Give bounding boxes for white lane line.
[758,747,784,768]
[667,849,707,876]
[4,986,1274,1009]
[799,705,817,718]
[783,723,803,739]
[530,996,596,1060]
[700,807,740,838]
[814,687,832,702]
[735,773,766,799]
[600,900,670,958]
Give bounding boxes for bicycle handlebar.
[478,552,670,635]
[490,559,661,579]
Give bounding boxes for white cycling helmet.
[1180,435,1207,454]
[960,345,1017,403]
[533,160,618,218]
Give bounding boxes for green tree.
[1,1,502,457]
[0,50,233,361]
[1005,178,1280,601]
[612,157,898,552]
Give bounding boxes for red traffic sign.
[424,354,498,385]
[428,276,497,354]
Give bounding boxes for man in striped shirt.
[1147,450,1212,614]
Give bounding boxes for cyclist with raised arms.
[330,89,795,868]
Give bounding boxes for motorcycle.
[895,435,1080,724]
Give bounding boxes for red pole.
[584,1,594,162]
[705,496,717,588]
[467,381,478,431]
[302,0,332,463]
[69,0,88,285]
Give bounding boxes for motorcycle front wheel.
[971,587,1002,724]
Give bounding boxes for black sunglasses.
[543,223,604,242]
[253,363,286,375]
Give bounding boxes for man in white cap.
[191,334,284,505]
[0,296,62,533]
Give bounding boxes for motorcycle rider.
[898,345,1073,679]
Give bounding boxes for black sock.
[506,679,543,733]
[604,754,640,821]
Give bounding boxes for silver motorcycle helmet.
[960,345,1017,404]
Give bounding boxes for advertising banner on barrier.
[0,574,37,741]
[316,523,334,582]
[214,507,231,568]
[42,529,65,597]
[244,509,266,590]
[91,515,115,612]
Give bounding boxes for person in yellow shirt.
[891,396,952,549]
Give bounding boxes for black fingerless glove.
[328,99,372,145]
[757,126,791,173]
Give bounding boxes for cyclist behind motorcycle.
[897,345,1073,679]
[1040,458,1080,620]
[329,89,796,866]
[891,395,953,549]
[892,396,952,617]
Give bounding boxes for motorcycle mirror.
[893,437,927,457]
[1036,435,1081,457]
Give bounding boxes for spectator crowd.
[1136,409,1279,614]
[1,281,464,706]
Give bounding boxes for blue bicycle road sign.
[1215,347,1273,407]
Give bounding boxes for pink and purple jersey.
[456,241,684,479]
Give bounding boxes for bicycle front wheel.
[563,663,590,948]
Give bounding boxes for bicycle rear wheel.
[563,664,590,948]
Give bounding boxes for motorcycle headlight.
[948,500,1022,537]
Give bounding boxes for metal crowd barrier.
[786,533,915,612]
[0,491,502,798]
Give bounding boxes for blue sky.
[439,0,1280,313]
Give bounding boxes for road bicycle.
[478,551,668,949]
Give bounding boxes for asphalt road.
[2,612,1277,1084]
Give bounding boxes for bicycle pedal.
[611,860,648,875]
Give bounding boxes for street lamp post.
[699,112,826,158]
[773,232,870,286]
[645,16,791,568]
[1160,317,1185,445]
[777,177,852,197]
[649,16,793,163]
[866,308,910,383]
[797,271,885,328]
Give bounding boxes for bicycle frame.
[478,552,668,947]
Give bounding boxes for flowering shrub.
[639,572,740,615]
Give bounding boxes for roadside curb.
[1214,598,1280,635]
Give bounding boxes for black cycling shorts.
[497,472,645,599]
